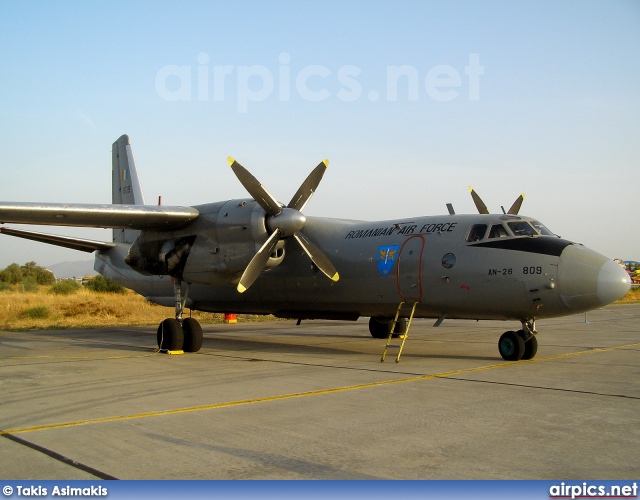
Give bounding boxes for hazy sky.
[1,0,639,268]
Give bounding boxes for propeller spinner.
[469,187,525,215]
[227,157,340,293]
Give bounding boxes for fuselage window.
[489,224,509,239]
[507,221,536,236]
[466,224,488,242]
[530,220,555,236]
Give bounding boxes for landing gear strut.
[498,319,537,361]
[157,280,203,353]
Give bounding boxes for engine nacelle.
[213,199,285,274]
[125,199,284,284]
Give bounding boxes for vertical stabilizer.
[112,135,145,243]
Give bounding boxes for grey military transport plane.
[0,135,631,362]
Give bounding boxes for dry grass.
[616,287,640,304]
[0,287,278,331]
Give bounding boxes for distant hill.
[46,260,96,279]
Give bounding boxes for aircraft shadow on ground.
[3,327,501,362]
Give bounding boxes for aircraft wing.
[0,227,116,253]
[0,202,199,230]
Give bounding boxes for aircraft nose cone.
[597,259,631,305]
[557,245,630,312]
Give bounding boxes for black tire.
[521,334,538,360]
[182,318,203,353]
[369,317,393,338]
[393,318,407,336]
[369,317,407,338]
[157,318,184,351]
[498,330,525,361]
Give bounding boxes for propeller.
[227,157,340,293]
[469,187,525,215]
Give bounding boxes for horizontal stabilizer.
[0,203,199,230]
[0,227,116,253]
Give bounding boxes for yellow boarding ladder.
[381,301,419,363]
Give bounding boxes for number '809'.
[523,266,542,275]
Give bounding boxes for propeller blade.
[237,230,281,293]
[228,157,281,216]
[469,187,490,214]
[287,160,329,212]
[507,193,525,215]
[294,232,339,282]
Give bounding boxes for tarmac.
[0,304,638,480]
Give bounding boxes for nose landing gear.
[498,319,538,361]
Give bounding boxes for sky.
[0,0,639,268]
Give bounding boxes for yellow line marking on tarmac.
[2,341,638,436]
[0,352,159,362]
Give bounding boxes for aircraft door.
[396,235,425,302]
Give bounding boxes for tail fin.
[112,135,145,243]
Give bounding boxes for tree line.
[0,262,55,285]
[0,262,126,293]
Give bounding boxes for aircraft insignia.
[377,245,400,276]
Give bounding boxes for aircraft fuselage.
[96,199,628,325]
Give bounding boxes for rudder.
[112,135,145,243]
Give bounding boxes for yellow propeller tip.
[331,272,339,282]
[323,159,329,167]
[227,157,235,166]
[469,186,474,192]
[237,283,247,293]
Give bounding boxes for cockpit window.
[488,224,509,238]
[530,220,555,236]
[466,224,487,242]
[507,221,536,236]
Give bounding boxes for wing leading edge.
[0,202,199,230]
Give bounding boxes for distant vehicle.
[623,261,640,287]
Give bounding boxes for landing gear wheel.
[369,317,407,339]
[369,317,393,339]
[498,330,525,361]
[521,334,538,360]
[157,318,184,351]
[392,318,407,338]
[182,318,203,353]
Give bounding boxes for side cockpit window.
[488,224,508,238]
[530,220,555,236]
[507,221,536,236]
[466,224,488,242]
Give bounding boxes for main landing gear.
[157,280,203,353]
[498,319,538,361]
[369,317,407,339]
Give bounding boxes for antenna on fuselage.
[446,203,455,215]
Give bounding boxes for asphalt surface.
[1,305,638,479]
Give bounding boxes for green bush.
[0,281,13,292]
[0,262,55,285]
[0,263,23,284]
[21,306,50,319]
[85,274,126,294]
[20,277,39,292]
[50,280,81,295]
[20,261,55,285]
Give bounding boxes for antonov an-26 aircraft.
[0,135,631,362]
